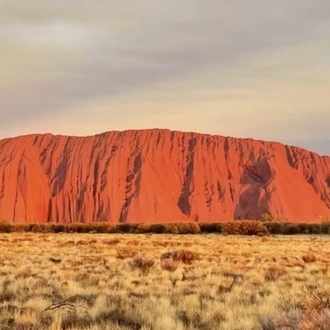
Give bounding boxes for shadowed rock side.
[0,129,329,223]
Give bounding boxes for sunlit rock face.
[0,129,329,223]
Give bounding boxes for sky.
[1,0,329,155]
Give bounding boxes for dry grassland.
[0,233,330,330]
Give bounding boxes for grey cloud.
[0,1,146,24]
[1,0,330,127]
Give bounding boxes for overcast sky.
[1,0,329,155]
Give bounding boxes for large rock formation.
[0,129,329,223]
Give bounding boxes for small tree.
[261,213,277,222]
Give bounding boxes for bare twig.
[43,300,75,312]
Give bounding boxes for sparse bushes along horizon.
[0,219,330,235]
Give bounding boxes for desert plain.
[1,233,330,330]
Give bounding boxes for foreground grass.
[0,234,330,330]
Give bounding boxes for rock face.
[0,129,329,223]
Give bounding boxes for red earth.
[0,129,329,223]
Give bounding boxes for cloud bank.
[0,0,329,154]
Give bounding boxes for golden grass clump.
[264,266,288,281]
[302,253,317,263]
[128,255,155,275]
[161,249,199,264]
[116,247,137,259]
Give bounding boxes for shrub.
[50,224,66,233]
[4,220,328,235]
[261,213,277,222]
[175,222,201,234]
[284,224,301,235]
[116,248,137,259]
[160,258,178,272]
[128,255,155,275]
[264,266,287,281]
[222,221,241,235]
[31,223,54,233]
[117,223,138,233]
[135,223,152,233]
[317,214,330,222]
[161,250,199,264]
[297,223,311,234]
[137,222,202,234]
[269,285,330,329]
[90,222,110,233]
[199,223,223,233]
[148,224,168,233]
[222,221,268,235]
[302,254,317,263]
[264,222,286,235]
[304,224,321,234]
[301,285,330,311]
[238,220,268,235]
[67,222,85,233]
[0,220,12,233]
[320,222,330,234]
[163,223,180,234]
[103,238,120,245]
[81,223,97,233]
[12,224,30,232]
[65,222,113,233]
[107,224,118,233]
